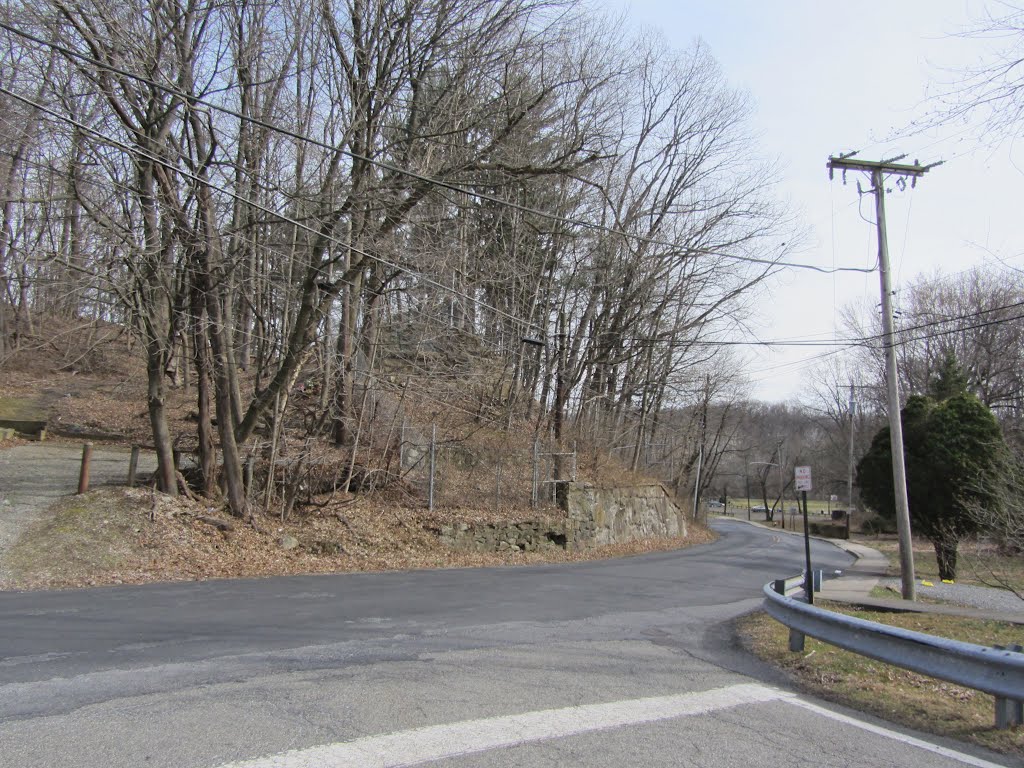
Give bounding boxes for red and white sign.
[794,465,812,491]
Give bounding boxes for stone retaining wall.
[566,483,688,546]
[438,483,687,553]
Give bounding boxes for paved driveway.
[0,442,156,582]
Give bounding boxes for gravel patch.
[879,576,1024,615]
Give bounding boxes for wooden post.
[77,442,92,494]
[127,446,141,487]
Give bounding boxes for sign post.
[795,466,814,604]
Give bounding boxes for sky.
[604,0,1023,403]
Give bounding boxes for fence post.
[127,445,140,487]
[77,442,92,494]
[428,424,436,511]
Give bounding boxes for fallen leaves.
[1,487,716,591]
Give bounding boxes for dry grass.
[1,487,717,591]
[737,605,1024,756]
[858,536,1024,594]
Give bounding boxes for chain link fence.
[400,424,576,511]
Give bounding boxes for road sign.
[795,465,812,491]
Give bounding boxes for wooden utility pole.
[847,382,856,538]
[827,153,940,601]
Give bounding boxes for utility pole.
[692,441,702,521]
[847,382,856,539]
[828,153,940,601]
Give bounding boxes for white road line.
[786,697,1012,768]
[215,682,1012,768]
[215,683,788,768]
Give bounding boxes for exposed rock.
[306,539,345,556]
[279,535,299,550]
[436,483,686,554]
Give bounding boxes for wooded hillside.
[0,0,790,516]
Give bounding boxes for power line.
[0,83,549,337]
[0,19,874,276]
[12,81,1024,358]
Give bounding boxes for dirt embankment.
[0,442,714,591]
[0,320,713,591]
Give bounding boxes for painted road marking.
[215,682,1010,768]
[215,683,787,768]
[788,697,1009,768]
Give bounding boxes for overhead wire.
[0,76,881,371]
[0,82,555,340]
[9,19,1024,389]
[0,19,874,276]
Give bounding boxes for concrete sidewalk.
[817,539,889,602]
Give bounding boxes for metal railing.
[763,580,1024,729]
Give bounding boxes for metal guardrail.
[763,581,1024,728]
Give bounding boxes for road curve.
[1,521,1016,768]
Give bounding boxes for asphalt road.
[0,520,1016,768]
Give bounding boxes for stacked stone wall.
[438,483,686,553]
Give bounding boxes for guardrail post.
[772,579,805,651]
[788,627,806,652]
[995,696,1022,729]
[994,645,1024,729]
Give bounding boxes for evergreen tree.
[857,360,1004,580]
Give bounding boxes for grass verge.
[3,490,151,587]
[855,536,1024,595]
[737,604,1024,756]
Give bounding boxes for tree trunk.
[146,341,177,495]
[190,275,216,495]
[333,268,363,447]
[137,159,178,496]
[933,537,959,582]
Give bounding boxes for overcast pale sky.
[604,0,1022,402]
